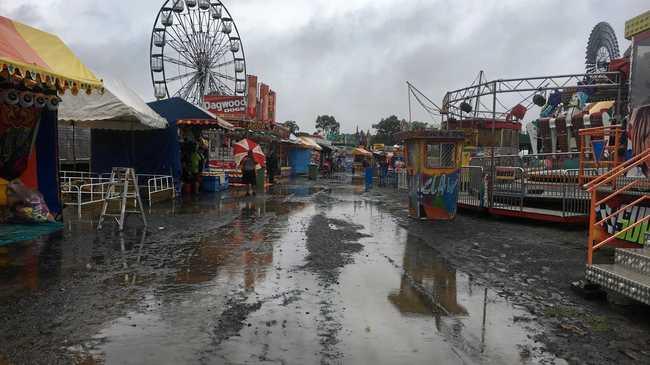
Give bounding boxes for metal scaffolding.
[442,71,625,121]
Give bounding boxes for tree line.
[282,115,431,145]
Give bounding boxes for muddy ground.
[0,178,649,364]
[367,185,650,365]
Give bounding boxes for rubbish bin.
[256,168,265,190]
[308,163,318,180]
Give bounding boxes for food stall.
[400,130,465,220]
[0,15,103,240]
[351,147,373,177]
[288,137,322,177]
[175,116,234,192]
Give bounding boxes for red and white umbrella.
[233,138,266,168]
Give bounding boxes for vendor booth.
[288,137,322,176]
[175,116,234,193]
[400,130,465,221]
[58,78,171,213]
[0,15,103,235]
[89,97,219,192]
[351,147,373,177]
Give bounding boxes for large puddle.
[0,187,565,364]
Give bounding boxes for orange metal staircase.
[578,125,623,186]
[584,148,650,304]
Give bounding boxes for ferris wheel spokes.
[208,71,234,94]
[150,0,246,103]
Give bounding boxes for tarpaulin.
[0,16,102,94]
[297,136,322,151]
[352,147,372,156]
[59,78,167,130]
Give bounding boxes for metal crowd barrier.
[397,170,408,191]
[460,152,591,218]
[491,166,526,212]
[60,170,175,217]
[139,174,176,207]
[60,172,114,218]
[458,166,485,208]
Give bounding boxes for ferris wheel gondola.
[149,0,247,107]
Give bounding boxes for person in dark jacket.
[266,149,278,184]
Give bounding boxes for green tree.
[410,121,429,131]
[315,115,340,135]
[372,115,403,145]
[283,120,300,135]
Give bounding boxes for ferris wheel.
[585,22,620,74]
[149,0,246,106]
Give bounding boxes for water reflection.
[384,232,557,364]
[118,229,147,286]
[172,198,294,290]
[0,233,63,295]
[388,234,467,317]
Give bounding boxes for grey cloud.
[2,0,648,132]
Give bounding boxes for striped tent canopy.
[0,16,103,94]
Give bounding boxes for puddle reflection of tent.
[388,235,467,316]
[175,234,238,284]
[0,236,63,294]
[175,221,273,287]
[243,247,272,290]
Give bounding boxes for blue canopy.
[91,98,214,189]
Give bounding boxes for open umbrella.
[233,138,266,168]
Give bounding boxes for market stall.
[278,136,299,178]
[288,137,322,176]
[58,78,171,211]
[0,15,103,235]
[90,97,215,192]
[351,147,373,177]
[175,116,234,193]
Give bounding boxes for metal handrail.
[585,149,650,191]
[587,148,650,264]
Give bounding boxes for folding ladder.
[97,167,147,231]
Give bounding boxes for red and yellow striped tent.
[0,16,103,215]
[0,16,103,94]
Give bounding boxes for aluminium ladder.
[97,167,147,231]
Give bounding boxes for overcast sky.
[1,0,647,132]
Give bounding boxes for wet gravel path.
[1,181,648,364]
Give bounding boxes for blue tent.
[288,147,312,175]
[91,98,213,189]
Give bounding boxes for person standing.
[266,149,278,184]
[241,150,257,196]
[190,146,203,193]
[379,157,388,187]
[363,158,373,191]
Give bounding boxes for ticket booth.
[401,131,465,220]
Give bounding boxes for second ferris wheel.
[149,0,246,106]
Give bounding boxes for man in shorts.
[241,150,257,196]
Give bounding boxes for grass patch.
[586,315,609,332]
[543,306,581,318]
[543,306,609,332]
